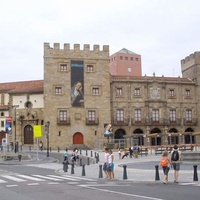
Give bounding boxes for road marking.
[62,175,95,181]
[32,175,63,181]
[48,182,60,185]
[17,175,45,181]
[178,183,196,186]
[6,185,18,187]
[68,182,79,184]
[79,185,164,200]
[1,175,27,182]
[27,183,40,186]
[48,175,80,181]
[0,179,7,183]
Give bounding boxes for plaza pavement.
[56,149,199,183]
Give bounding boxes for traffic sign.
[2,138,7,146]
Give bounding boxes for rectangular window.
[1,120,4,127]
[59,110,67,121]
[186,110,192,121]
[60,64,67,71]
[186,89,190,97]
[55,87,62,95]
[152,109,159,122]
[170,110,176,121]
[130,57,133,61]
[135,57,139,61]
[92,88,99,95]
[87,65,94,72]
[135,109,141,122]
[169,89,175,97]
[116,88,122,96]
[134,88,140,96]
[88,110,95,121]
[125,57,128,60]
[117,109,124,121]
[120,56,123,60]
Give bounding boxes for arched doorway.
[184,128,194,144]
[150,128,161,146]
[73,132,83,144]
[24,125,33,144]
[168,128,179,145]
[114,129,126,139]
[133,129,144,145]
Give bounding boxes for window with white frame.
[117,109,124,121]
[186,109,192,121]
[88,110,96,121]
[92,87,99,95]
[87,65,94,72]
[55,87,62,95]
[116,88,122,96]
[185,89,190,97]
[170,110,176,121]
[134,109,141,122]
[152,109,159,122]
[60,64,67,71]
[59,110,67,121]
[169,89,175,97]
[134,88,140,96]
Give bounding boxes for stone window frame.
[134,87,141,97]
[91,85,101,96]
[169,88,176,98]
[185,89,191,98]
[85,63,96,73]
[59,62,70,72]
[54,86,63,95]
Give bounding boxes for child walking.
[160,151,171,184]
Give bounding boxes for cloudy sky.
[0,0,199,83]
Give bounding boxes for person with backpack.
[170,144,182,183]
[160,151,171,184]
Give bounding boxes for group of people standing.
[160,144,182,184]
[103,148,115,180]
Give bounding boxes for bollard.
[123,165,128,179]
[29,146,31,151]
[58,147,60,152]
[193,165,198,181]
[86,149,88,156]
[63,161,68,172]
[82,164,86,176]
[50,147,51,152]
[91,151,93,157]
[95,155,98,163]
[95,152,97,158]
[155,165,160,181]
[80,158,82,166]
[99,164,103,178]
[87,157,90,165]
[80,149,82,155]
[71,162,74,174]
[97,153,100,162]
[18,155,22,162]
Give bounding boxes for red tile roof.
[0,80,44,94]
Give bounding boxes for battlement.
[181,51,200,65]
[44,42,109,52]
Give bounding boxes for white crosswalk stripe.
[0,174,96,185]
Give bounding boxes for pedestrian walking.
[107,149,115,180]
[170,144,182,183]
[103,148,109,179]
[63,148,68,162]
[160,151,171,184]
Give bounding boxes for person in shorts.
[103,148,109,179]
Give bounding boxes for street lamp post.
[12,105,19,153]
[45,121,50,157]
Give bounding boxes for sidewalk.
[56,150,199,183]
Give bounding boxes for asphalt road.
[0,152,199,200]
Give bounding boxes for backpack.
[171,150,179,161]
[160,156,168,167]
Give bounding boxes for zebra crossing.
[178,182,200,187]
[0,173,97,187]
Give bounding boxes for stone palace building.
[0,42,200,150]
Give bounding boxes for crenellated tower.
[43,43,110,149]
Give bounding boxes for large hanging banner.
[5,117,12,134]
[71,60,84,107]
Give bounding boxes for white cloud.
[0,0,200,82]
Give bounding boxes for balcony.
[57,117,71,125]
[183,118,198,126]
[112,118,129,126]
[85,118,99,125]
